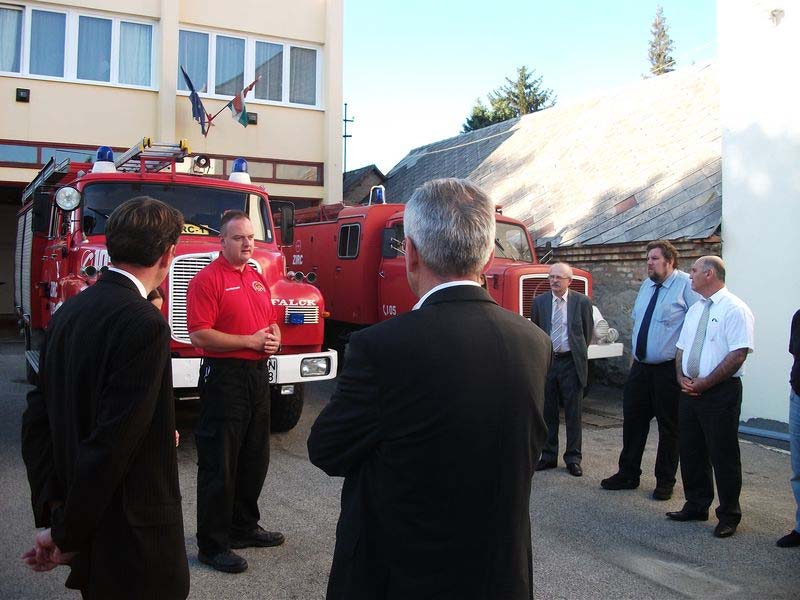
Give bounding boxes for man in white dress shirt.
[666,256,754,539]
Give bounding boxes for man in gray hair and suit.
[531,262,594,476]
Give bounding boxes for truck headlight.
[593,319,620,344]
[301,357,330,377]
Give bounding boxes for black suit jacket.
[21,270,189,600]
[308,285,551,600]
[530,290,594,387]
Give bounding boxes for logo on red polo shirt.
[252,281,266,293]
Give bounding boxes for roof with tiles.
[384,62,720,247]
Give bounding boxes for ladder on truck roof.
[21,156,72,204]
[114,137,191,174]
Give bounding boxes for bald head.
[689,255,726,297]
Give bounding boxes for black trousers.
[541,354,583,465]
[617,360,680,486]
[678,377,743,525]
[196,358,271,555]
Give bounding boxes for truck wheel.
[270,384,304,433]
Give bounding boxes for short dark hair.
[646,240,679,269]
[220,210,250,234]
[106,197,183,267]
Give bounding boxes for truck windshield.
[494,222,534,262]
[82,182,269,239]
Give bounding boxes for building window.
[177,28,321,108]
[290,47,316,106]
[0,6,22,73]
[119,22,152,86]
[178,30,209,92]
[0,143,37,163]
[77,16,112,82]
[1,5,155,88]
[30,9,66,77]
[338,224,360,259]
[215,35,244,96]
[255,41,282,102]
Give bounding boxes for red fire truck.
[282,187,623,368]
[14,138,336,432]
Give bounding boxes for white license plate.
[267,357,277,384]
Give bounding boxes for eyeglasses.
[548,275,570,281]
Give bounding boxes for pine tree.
[462,66,555,133]
[648,5,676,76]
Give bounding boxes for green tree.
[462,66,556,133]
[648,5,676,76]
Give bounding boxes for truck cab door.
[377,222,415,321]
[40,207,71,318]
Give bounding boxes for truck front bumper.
[587,342,624,360]
[171,349,338,389]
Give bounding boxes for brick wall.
[544,238,722,386]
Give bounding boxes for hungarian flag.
[229,78,258,127]
[180,66,209,136]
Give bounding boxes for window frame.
[0,5,24,74]
[0,4,157,90]
[337,223,361,259]
[176,26,323,110]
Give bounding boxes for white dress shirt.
[676,287,754,378]
[551,289,570,352]
[107,267,148,299]
[413,280,481,310]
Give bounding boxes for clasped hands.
[22,529,74,572]
[250,323,281,355]
[678,375,709,396]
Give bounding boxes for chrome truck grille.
[168,252,260,343]
[519,274,589,319]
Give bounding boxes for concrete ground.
[1,335,798,599]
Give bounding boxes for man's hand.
[22,529,74,572]
[249,324,281,354]
[265,323,281,355]
[678,375,702,396]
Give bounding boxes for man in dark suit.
[531,262,594,476]
[308,178,551,600]
[21,197,189,599]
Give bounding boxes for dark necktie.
[635,283,662,362]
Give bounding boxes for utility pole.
[343,103,354,173]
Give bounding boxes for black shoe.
[713,523,737,538]
[566,463,583,477]
[666,509,709,522]
[776,530,800,547]
[652,485,673,501]
[198,550,248,573]
[230,526,285,549]
[535,458,557,471]
[600,472,639,490]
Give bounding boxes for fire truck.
[282,187,623,370]
[14,138,336,432]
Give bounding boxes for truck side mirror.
[280,204,295,246]
[32,191,51,234]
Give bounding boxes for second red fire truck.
[281,186,623,369]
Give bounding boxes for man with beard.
[601,240,700,500]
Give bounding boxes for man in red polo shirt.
[187,210,284,574]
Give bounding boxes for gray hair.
[404,178,496,278]
[700,255,726,282]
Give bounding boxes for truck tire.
[270,384,304,433]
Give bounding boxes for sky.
[342,0,717,175]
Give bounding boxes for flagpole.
[207,101,233,125]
